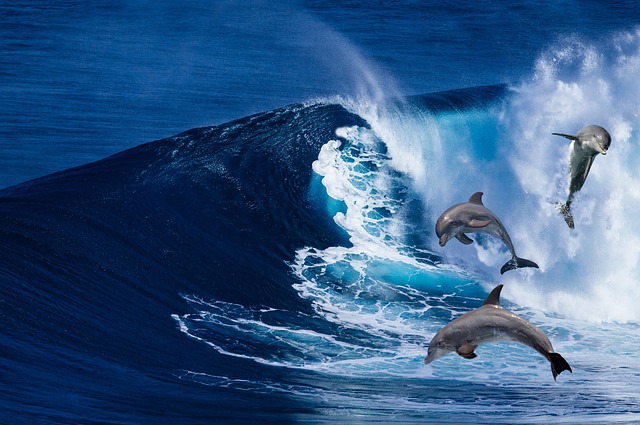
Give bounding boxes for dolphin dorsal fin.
[483,284,503,306]
[468,192,484,205]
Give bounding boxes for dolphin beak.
[438,234,448,247]
[424,352,436,364]
[424,347,445,364]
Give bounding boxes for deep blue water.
[2,1,640,423]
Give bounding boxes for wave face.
[3,33,640,423]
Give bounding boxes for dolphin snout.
[424,350,437,364]
[425,346,447,364]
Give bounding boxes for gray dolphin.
[435,192,538,274]
[553,124,611,229]
[424,284,572,381]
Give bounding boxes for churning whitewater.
[3,6,640,421]
[174,34,640,399]
[176,33,640,386]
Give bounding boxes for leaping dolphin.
[435,192,538,274]
[553,125,611,229]
[424,284,572,381]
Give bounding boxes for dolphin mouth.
[424,352,436,364]
[425,347,446,364]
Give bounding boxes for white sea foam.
[175,30,640,386]
[501,30,640,323]
[334,30,640,324]
[311,125,405,249]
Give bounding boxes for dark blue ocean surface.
[2,1,640,424]
[2,0,640,188]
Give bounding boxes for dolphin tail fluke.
[557,202,575,229]
[549,352,572,381]
[500,256,539,275]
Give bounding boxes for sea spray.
[334,32,640,324]
[502,31,640,323]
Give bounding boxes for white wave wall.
[341,30,640,324]
[319,27,640,324]
[502,30,640,323]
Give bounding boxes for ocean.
[1,1,640,423]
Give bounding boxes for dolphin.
[553,125,611,229]
[435,192,538,274]
[424,284,572,381]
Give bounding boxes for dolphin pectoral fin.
[456,342,478,359]
[468,219,492,228]
[581,154,595,182]
[455,233,474,245]
[500,256,539,274]
[552,132,578,141]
